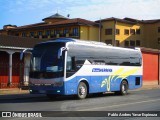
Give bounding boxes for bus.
[28,38,142,99]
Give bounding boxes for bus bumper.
[29,85,65,95]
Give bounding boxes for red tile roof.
[96,17,136,24]
[8,18,99,31]
[42,13,68,21]
[0,35,46,49]
[49,18,99,26]
[96,17,160,24]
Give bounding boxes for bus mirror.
[20,49,32,60]
[58,47,68,59]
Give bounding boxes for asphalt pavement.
[0,88,160,120]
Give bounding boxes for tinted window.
[67,44,141,66]
[30,42,65,78]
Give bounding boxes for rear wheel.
[115,80,128,95]
[77,82,87,99]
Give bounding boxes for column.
[24,53,31,85]
[158,53,160,85]
[7,51,15,86]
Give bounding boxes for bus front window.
[30,42,65,79]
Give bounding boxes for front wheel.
[77,82,87,99]
[115,80,128,95]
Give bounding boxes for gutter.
[0,46,32,50]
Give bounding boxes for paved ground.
[0,89,160,120]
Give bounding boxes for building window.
[30,32,34,37]
[136,29,141,34]
[116,29,120,35]
[73,27,79,36]
[130,29,135,35]
[125,41,129,47]
[136,40,140,46]
[63,28,69,34]
[158,38,160,44]
[130,40,135,47]
[124,29,129,35]
[55,29,60,34]
[22,33,26,37]
[105,28,112,35]
[15,33,19,36]
[38,31,43,36]
[158,27,160,33]
[46,30,51,35]
[105,39,112,45]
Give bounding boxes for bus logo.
[92,68,112,72]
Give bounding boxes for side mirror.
[58,47,68,59]
[20,49,32,60]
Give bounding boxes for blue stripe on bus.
[64,75,142,95]
[29,75,142,95]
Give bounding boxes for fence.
[0,63,27,89]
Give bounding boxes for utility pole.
[99,18,102,42]
[114,19,117,46]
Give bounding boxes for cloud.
[4,0,160,20]
[0,0,160,29]
[66,0,160,20]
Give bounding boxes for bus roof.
[38,38,141,52]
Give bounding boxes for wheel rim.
[122,84,127,94]
[78,82,88,99]
[79,86,86,96]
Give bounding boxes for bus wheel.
[115,80,128,95]
[77,82,87,99]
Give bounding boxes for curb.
[129,85,160,91]
[0,88,29,95]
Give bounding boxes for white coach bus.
[28,38,142,99]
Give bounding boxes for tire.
[115,80,128,95]
[77,82,88,99]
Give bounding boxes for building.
[0,13,99,41]
[0,13,160,49]
[0,35,46,88]
[141,48,160,86]
[96,17,160,49]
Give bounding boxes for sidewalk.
[0,88,29,95]
[0,85,160,95]
[141,84,160,90]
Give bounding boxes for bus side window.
[75,60,85,70]
[67,56,72,71]
[66,56,76,78]
[71,56,76,71]
[67,56,76,71]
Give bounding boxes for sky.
[0,0,160,29]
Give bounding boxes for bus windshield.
[30,42,65,78]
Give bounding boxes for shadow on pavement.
[0,92,128,104]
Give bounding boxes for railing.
[31,33,80,39]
